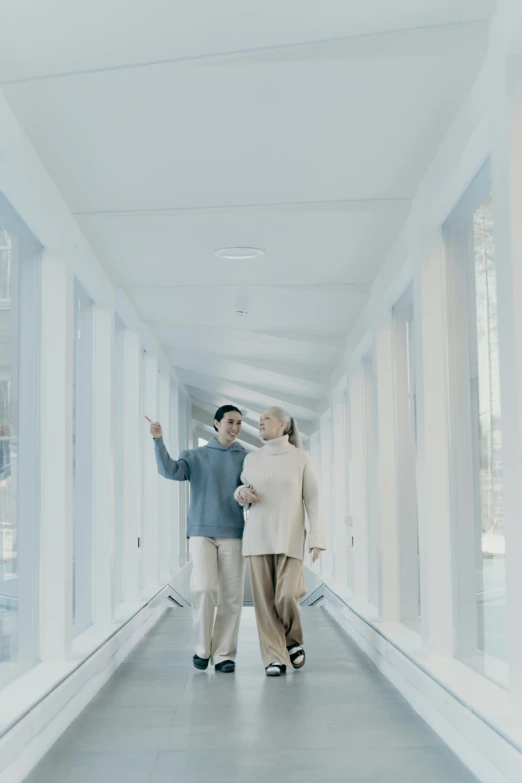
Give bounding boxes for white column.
[122,330,141,604]
[414,230,454,654]
[39,253,73,660]
[142,352,159,591]
[308,431,321,575]
[331,386,350,589]
[169,381,181,575]
[157,372,171,584]
[319,411,334,581]
[489,51,522,702]
[349,363,369,602]
[91,306,114,626]
[374,314,399,621]
[178,392,189,567]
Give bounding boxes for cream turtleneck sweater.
[234,435,326,560]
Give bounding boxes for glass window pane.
[471,194,506,667]
[113,316,125,607]
[73,280,93,631]
[362,351,379,607]
[393,284,420,629]
[0,192,42,688]
[140,348,146,588]
[445,162,507,685]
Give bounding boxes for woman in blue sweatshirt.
[150,405,246,673]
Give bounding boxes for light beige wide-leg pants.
[247,554,306,667]
[190,537,245,664]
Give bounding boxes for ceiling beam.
[188,388,312,438]
[177,368,318,421]
[165,346,327,401]
[8,19,490,88]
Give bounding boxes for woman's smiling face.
[259,409,286,441]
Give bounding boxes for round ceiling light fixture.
[214,247,264,260]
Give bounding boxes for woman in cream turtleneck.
[235,407,326,676]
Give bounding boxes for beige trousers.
[247,554,307,667]
[190,537,245,664]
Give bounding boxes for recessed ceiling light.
[214,247,264,260]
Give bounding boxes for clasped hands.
[238,486,261,505]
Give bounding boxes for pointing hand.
[146,416,163,439]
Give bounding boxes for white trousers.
[190,537,245,664]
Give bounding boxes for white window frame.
[72,280,94,634]
[113,316,125,608]
[392,283,421,631]
[0,194,42,688]
[362,350,379,608]
[444,160,508,686]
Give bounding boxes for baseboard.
[322,587,522,783]
[0,589,171,783]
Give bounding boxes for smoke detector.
[214,248,264,260]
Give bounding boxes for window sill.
[327,585,522,756]
[0,590,164,740]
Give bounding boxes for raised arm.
[302,454,326,550]
[148,419,190,482]
[154,437,190,481]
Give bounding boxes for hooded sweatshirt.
[154,436,247,539]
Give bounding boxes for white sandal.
[265,662,287,677]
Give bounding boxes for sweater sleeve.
[154,437,190,481]
[234,467,250,507]
[302,453,326,550]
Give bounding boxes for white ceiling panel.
[0,0,495,83]
[75,203,410,287]
[153,324,342,366]
[4,29,486,213]
[0,1,497,434]
[127,284,368,336]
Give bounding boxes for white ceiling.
[1,0,496,446]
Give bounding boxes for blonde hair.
[268,407,302,449]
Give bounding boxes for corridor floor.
[25,607,477,783]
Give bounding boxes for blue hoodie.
[154,436,247,539]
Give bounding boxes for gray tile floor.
[25,607,477,782]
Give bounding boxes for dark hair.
[214,405,242,431]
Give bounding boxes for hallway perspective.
[24,608,476,783]
[4,1,522,781]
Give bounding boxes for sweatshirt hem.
[187,528,244,540]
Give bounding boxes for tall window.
[0,192,41,688]
[319,411,333,578]
[393,284,420,630]
[362,351,379,607]
[445,162,506,684]
[72,280,93,631]
[140,347,147,588]
[309,432,321,570]
[343,388,354,594]
[113,316,125,607]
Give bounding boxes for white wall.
[310,1,522,776]
[0,82,191,778]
